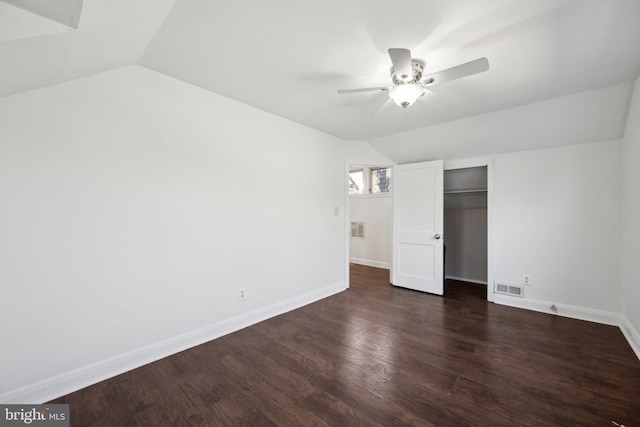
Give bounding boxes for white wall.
[0,65,387,402]
[344,147,394,271]
[621,76,640,355]
[492,140,621,314]
[349,195,391,268]
[343,140,393,166]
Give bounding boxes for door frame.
[444,157,494,302]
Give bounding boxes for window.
[349,169,364,195]
[370,167,391,193]
[349,166,392,196]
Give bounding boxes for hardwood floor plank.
[47,265,640,426]
[237,325,433,426]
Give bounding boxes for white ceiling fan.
[338,48,489,108]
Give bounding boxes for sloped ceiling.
[140,0,640,142]
[0,0,176,97]
[2,0,640,153]
[2,0,84,28]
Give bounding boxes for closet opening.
[443,166,488,300]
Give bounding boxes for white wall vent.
[350,222,365,238]
[495,283,524,297]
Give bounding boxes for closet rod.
[444,189,487,194]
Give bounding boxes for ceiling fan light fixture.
[388,83,424,108]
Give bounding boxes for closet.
[443,166,488,288]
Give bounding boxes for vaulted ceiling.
[2,0,640,145]
[0,0,176,97]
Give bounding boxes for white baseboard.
[493,295,622,326]
[0,281,347,404]
[494,295,640,361]
[445,276,487,285]
[349,258,390,269]
[620,316,640,360]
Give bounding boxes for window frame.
[348,168,365,195]
[349,165,392,198]
[369,166,392,194]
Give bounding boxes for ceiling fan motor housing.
[391,59,425,84]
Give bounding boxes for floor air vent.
[495,283,524,297]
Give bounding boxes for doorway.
[346,159,493,302]
[346,164,393,285]
[443,164,489,300]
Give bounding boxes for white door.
[392,160,444,294]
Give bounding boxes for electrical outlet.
[523,274,532,286]
[238,287,246,301]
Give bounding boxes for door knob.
[434,234,442,240]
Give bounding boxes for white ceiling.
[2,0,640,146]
[0,0,176,97]
[140,0,640,141]
[2,0,84,28]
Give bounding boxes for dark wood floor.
[50,264,640,426]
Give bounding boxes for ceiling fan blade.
[422,57,489,86]
[337,86,390,94]
[388,48,413,81]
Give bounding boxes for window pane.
[370,167,391,193]
[349,170,364,195]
